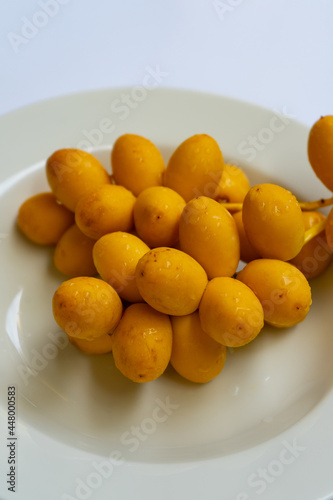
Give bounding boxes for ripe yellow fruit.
[112,303,173,383]
[199,277,264,347]
[75,184,136,240]
[133,186,186,247]
[232,211,261,263]
[170,311,226,383]
[215,164,250,204]
[17,192,74,245]
[326,206,333,251]
[135,247,208,316]
[308,115,333,191]
[179,196,240,278]
[93,231,149,302]
[54,224,97,277]
[164,134,224,202]
[289,211,332,279]
[52,277,122,340]
[68,333,113,354]
[237,259,312,328]
[242,183,305,261]
[46,149,110,211]
[111,134,165,196]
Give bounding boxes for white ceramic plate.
[1,88,333,500]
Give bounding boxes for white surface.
[0,88,333,500]
[1,2,333,499]
[1,1,333,125]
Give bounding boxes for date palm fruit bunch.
[16,117,333,385]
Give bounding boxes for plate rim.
[0,87,332,500]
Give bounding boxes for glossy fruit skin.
[164,134,224,202]
[52,277,122,340]
[68,333,113,354]
[232,211,261,263]
[179,196,240,279]
[54,224,97,277]
[135,247,208,316]
[308,115,333,191]
[111,134,165,196]
[237,259,312,328]
[289,211,332,279]
[325,206,333,251]
[112,303,173,383]
[242,183,305,261]
[75,184,136,240]
[199,277,264,347]
[215,164,250,204]
[17,192,74,245]
[133,186,186,248]
[93,231,149,303]
[46,149,110,212]
[170,311,226,383]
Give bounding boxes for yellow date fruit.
[164,134,224,202]
[237,259,312,328]
[68,333,113,354]
[133,186,186,248]
[54,224,97,277]
[170,311,227,383]
[179,196,240,278]
[325,206,333,251]
[112,303,173,383]
[232,211,261,263]
[135,247,208,316]
[46,149,110,211]
[93,231,150,303]
[17,192,74,245]
[289,211,332,279]
[75,184,136,240]
[111,134,165,196]
[52,277,122,340]
[308,115,333,191]
[199,277,264,347]
[242,183,305,261]
[215,164,251,205]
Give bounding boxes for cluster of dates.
[17,115,333,384]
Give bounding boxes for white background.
[1,0,333,126]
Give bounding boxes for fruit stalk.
[299,196,333,211]
[220,195,333,213]
[303,218,327,245]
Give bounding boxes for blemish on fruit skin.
[151,350,158,362]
